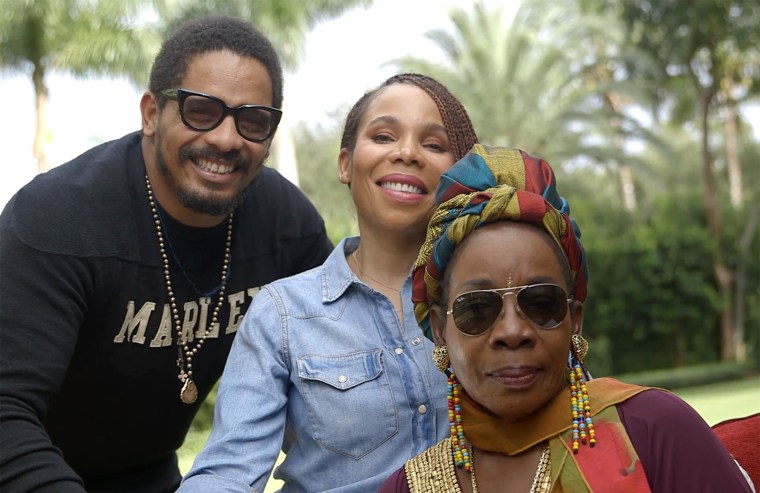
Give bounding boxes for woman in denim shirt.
[178,73,479,492]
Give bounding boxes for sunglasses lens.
[517,284,568,328]
[237,107,277,141]
[451,291,504,335]
[181,94,224,130]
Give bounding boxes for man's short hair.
[149,16,283,109]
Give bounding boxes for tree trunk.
[32,64,50,173]
[618,164,637,212]
[723,98,743,209]
[734,204,760,364]
[271,109,300,187]
[699,91,736,361]
[604,92,638,212]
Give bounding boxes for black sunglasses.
[445,283,572,336]
[160,88,282,142]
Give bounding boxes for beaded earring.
[569,334,596,453]
[448,373,471,472]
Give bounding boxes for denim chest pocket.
[297,349,398,459]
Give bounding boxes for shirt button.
[394,347,404,355]
[418,404,427,414]
[338,375,347,383]
[411,337,421,346]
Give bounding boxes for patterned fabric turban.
[412,144,588,339]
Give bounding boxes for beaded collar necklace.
[145,175,233,404]
[468,442,551,493]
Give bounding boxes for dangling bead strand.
[448,373,471,472]
[570,363,596,452]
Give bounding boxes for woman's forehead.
[363,84,439,121]
[447,223,565,282]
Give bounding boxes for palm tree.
[1,0,371,173]
[1,0,161,172]
[391,0,662,208]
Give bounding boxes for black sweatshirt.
[0,132,332,492]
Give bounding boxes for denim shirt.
[178,238,448,493]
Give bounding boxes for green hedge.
[613,361,753,390]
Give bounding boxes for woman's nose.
[393,139,421,166]
[488,295,536,349]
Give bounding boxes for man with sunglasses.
[0,16,332,493]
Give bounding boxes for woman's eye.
[372,134,394,143]
[424,142,446,152]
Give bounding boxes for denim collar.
[320,236,360,303]
[321,236,414,304]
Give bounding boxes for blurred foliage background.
[3,0,759,473]
[294,0,760,379]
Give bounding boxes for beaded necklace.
[145,175,233,404]
[468,442,551,493]
[159,222,225,298]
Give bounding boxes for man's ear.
[430,305,447,346]
[140,91,159,137]
[570,300,584,337]
[338,148,351,184]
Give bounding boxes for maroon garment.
[378,390,753,492]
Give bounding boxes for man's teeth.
[197,160,234,174]
[380,182,423,194]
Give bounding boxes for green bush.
[613,361,753,390]
[580,191,725,374]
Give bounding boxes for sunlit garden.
[3,0,759,491]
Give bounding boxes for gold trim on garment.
[405,438,463,493]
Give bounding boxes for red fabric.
[562,406,651,492]
[713,413,760,487]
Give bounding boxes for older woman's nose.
[488,297,536,349]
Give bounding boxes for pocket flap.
[297,350,383,390]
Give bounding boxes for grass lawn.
[177,375,760,490]
[674,375,760,425]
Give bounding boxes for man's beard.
[153,137,255,216]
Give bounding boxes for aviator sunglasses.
[160,88,282,142]
[445,283,572,336]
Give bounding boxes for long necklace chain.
[350,250,403,294]
[145,175,233,404]
[469,442,551,493]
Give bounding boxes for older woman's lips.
[489,367,538,387]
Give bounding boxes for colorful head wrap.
[412,144,588,339]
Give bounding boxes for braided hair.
[340,73,478,161]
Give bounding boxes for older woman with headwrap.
[379,145,753,493]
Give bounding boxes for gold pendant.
[180,378,198,404]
